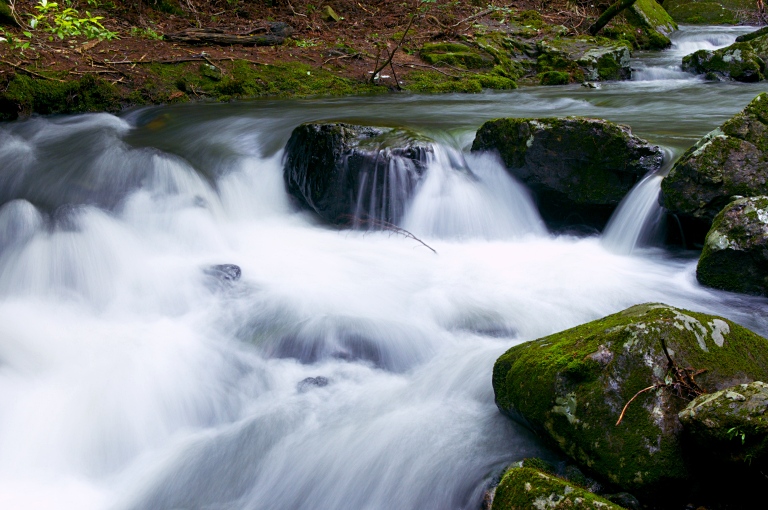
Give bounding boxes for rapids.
[1,26,767,510]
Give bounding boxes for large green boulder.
[663,0,752,24]
[283,123,432,226]
[682,39,766,82]
[471,117,662,230]
[660,93,768,243]
[536,37,632,82]
[628,0,678,36]
[697,196,768,295]
[493,303,768,501]
[491,467,625,510]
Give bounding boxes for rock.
[471,117,663,230]
[283,123,433,226]
[696,196,768,295]
[322,5,341,23]
[627,0,678,36]
[420,42,495,69]
[736,26,768,43]
[682,41,765,82]
[204,263,241,282]
[660,93,768,242]
[297,376,330,392]
[664,0,753,24]
[680,381,768,466]
[536,37,632,83]
[492,303,768,501]
[491,467,625,510]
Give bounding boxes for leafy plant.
[29,0,118,41]
[0,28,33,51]
[727,426,747,445]
[130,26,163,40]
[294,38,317,48]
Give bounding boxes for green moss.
[492,467,624,510]
[402,70,516,94]
[665,0,741,24]
[626,0,678,34]
[419,42,494,69]
[493,303,768,494]
[539,71,570,85]
[0,73,121,120]
[513,10,545,29]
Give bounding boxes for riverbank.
[0,0,745,120]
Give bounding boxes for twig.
[0,60,64,82]
[452,8,493,27]
[396,62,460,78]
[343,215,437,254]
[370,11,417,84]
[616,385,657,426]
[323,53,362,65]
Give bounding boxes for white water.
[2,27,768,510]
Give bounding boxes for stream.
[1,25,768,510]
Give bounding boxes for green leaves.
[29,0,118,41]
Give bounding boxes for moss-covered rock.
[471,117,662,230]
[627,0,678,36]
[539,71,571,85]
[664,0,751,24]
[492,467,625,510]
[536,37,632,82]
[682,41,766,82]
[680,381,768,466]
[492,303,768,501]
[419,42,495,69]
[283,123,433,226]
[660,93,768,242]
[697,196,768,295]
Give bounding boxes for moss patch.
[419,42,494,69]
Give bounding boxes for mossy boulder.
[283,123,433,226]
[627,0,678,36]
[491,467,625,510]
[536,37,632,82]
[419,42,495,69]
[697,196,768,296]
[471,117,662,230]
[680,381,768,466]
[660,93,768,243]
[682,41,766,82]
[664,0,751,24]
[492,303,768,501]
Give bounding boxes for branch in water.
[342,215,437,254]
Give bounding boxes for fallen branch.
[0,60,64,82]
[343,215,437,254]
[452,8,493,27]
[396,62,460,78]
[616,337,706,426]
[166,23,293,46]
[370,12,417,87]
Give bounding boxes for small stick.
[0,60,64,82]
[616,385,657,426]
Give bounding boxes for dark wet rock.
[682,40,766,82]
[660,93,768,243]
[680,381,768,466]
[204,264,242,282]
[536,37,632,83]
[267,330,387,369]
[491,466,625,510]
[297,376,330,392]
[492,303,768,502]
[664,0,753,25]
[737,26,768,43]
[471,117,662,230]
[697,196,768,296]
[603,492,642,510]
[283,123,433,226]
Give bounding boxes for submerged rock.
[491,466,625,510]
[660,93,768,242]
[297,376,330,392]
[204,263,242,282]
[492,303,768,501]
[536,37,632,83]
[471,117,662,230]
[697,196,768,295]
[283,123,433,226]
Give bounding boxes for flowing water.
[1,26,768,510]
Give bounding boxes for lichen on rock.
[697,195,768,295]
[492,303,768,502]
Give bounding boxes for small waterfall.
[402,148,545,240]
[602,148,675,254]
